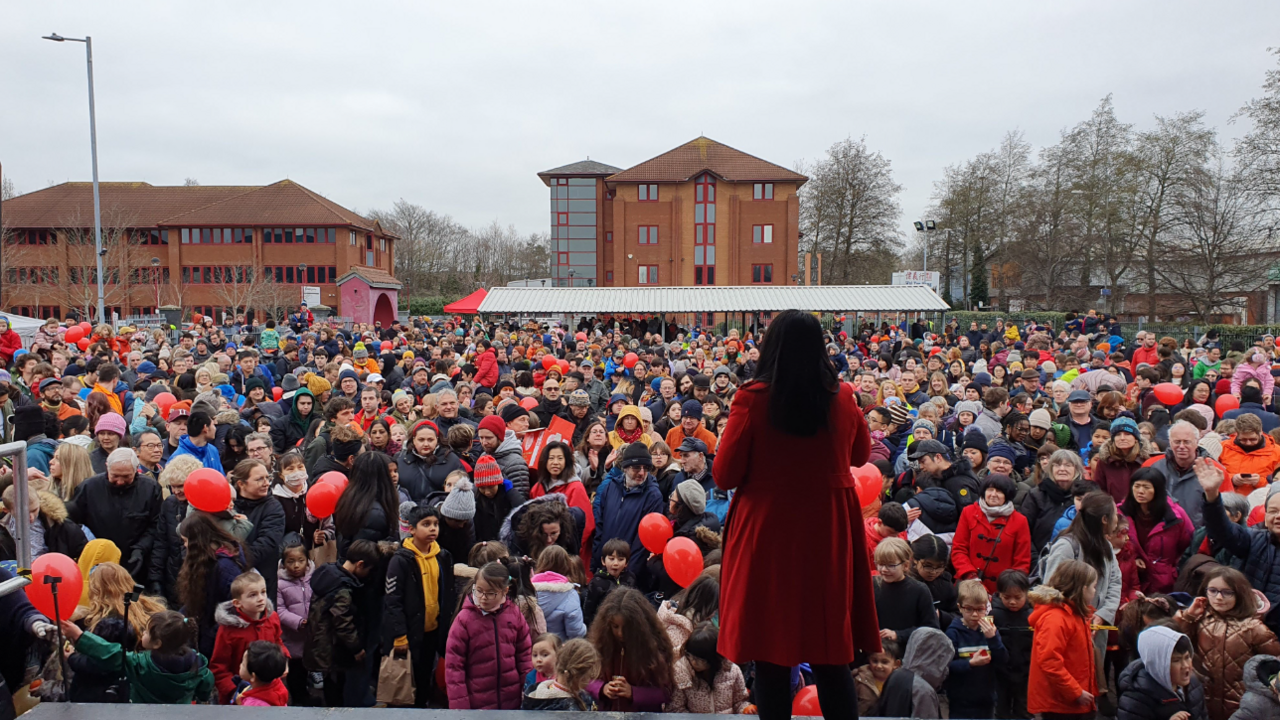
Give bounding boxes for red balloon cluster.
[638,513,673,554]
[662,536,703,588]
[306,483,342,519]
[1153,383,1183,406]
[64,326,85,344]
[26,552,82,621]
[317,471,348,493]
[187,468,233,512]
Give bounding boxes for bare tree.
[798,136,904,285]
[1236,48,1280,197]
[183,178,200,187]
[55,205,149,321]
[1,176,16,201]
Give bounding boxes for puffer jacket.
[208,599,285,703]
[1230,359,1275,399]
[951,503,1032,593]
[904,485,959,535]
[1126,500,1194,594]
[1218,433,1280,494]
[1027,585,1097,716]
[444,594,533,710]
[396,445,465,502]
[934,457,981,508]
[531,571,586,640]
[668,656,751,714]
[1181,611,1280,720]
[1203,493,1280,626]
[304,562,364,673]
[657,600,695,655]
[1117,657,1208,720]
[473,348,499,389]
[276,561,313,658]
[1229,654,1280,720]
[492,430,532,496]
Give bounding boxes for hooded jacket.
[607,405,653,449]
[474,347,499,388]
[885,626,952,719]
[1027,585,1096,715]
[444,594,533,710]
[1117,625,1209,720]
[0,490,88,562]
[171,435,224,472]
[396,445,465,502]
[1218,433,1280,493]
[304,562,365,672]
[209,599,286,703]
[270,388,315,453]
[1126,499,1193,594]
[73,631,215,705]
[531,571,586,640]
[944,614,1009,706]
[276,560,313,658]
[905,485,959,535]
[668,656,751,714]
[492,430,532,496]
[1229,654,1280,720]
[591,468,664,571]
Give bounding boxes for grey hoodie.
[901,626,952,719]
[1230,654,1280,720]
[1137,625,1186,695]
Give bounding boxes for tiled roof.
[537,160,623,177]
[606,137,808,185]
[336,267,402,290]
[1,180,387,234]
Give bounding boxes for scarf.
[979,498,1015,521]
[402,538,441,632]
[615,422,644,445]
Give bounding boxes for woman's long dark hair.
[1120,467,1169,522]
[753,310,837,437]
[334,452,399,539]
[535,441,576,488]
[1061,491,1117,574]
[176,512,247,623]
[587,587,674,691]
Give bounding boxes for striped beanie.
[473,454,503,487]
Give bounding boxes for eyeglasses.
[1206,587,1237,600]
[139,442,163,450]
[474,588,503,600]
[875,561,904,571]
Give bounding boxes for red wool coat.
[713,381,878,666]
[951,503,1032,593]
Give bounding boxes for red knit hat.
[477,415,507,439]
[473,454,503,487]
[411,419,440,439]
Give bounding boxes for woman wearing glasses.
[714,310,878,719]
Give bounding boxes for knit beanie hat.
[281,373,300,393]
[1028,408,1053,430]
[887,404,911,427]
[499,403,527,424]
[568,389,591,407]
[478,415,506,439]
[955,400,983,419]
[353,342,369,359]
[305,373,332,396]
[987,442,1019,464]
[962,430,989,456]
[676,479,707,515]
[1198,434,1223,461]
[392,389,410,406]
[473,455,503,487]
[95,412,126,437]
[1110,416,1139,438]
[911,419,937,437]
[441,479,477,521]
[618,442,654,470]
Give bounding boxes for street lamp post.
[150,257,161,311]
[44,33,105,324]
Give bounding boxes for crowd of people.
[0,306,1277,719]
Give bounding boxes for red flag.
[521,415,577,469]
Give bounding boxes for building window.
[261,227,334,244]
[638,265,658,285]
[694,173,716,285]
[638,226,658,245]
[752,224,774,244]
[7,230,54,245]
[753,183,774,200]
[558,252,569,265]
[606,232,613,243]
[606,271,613,282]
[752,264,774,283]
[638,184,658,202]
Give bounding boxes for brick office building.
[538,137,806,294]
[0,180,400,325]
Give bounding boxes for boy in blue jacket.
[945,579,1008,719]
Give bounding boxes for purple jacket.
[276,561,313,657]
[1125,499,1193,594]
[445,594,532,709]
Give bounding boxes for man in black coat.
[68,448,163,581]
[909,439,981,508]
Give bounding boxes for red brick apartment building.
[0,180,400,324]
[538,137,805,291]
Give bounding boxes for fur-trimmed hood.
[214,598,276,628]
[35,489,70,524]
[498,491,569,548]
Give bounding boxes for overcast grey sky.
[3,1,1278,244]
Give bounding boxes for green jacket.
[75,631,215,704]
[1193,359,1221,379]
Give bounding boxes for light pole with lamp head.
[150,257,161,312]
[44,33,106,324]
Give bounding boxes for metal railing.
[0,442,31,598]
[114,313,166,330]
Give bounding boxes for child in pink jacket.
[1231,351,1275,399]
[445,562,533,709]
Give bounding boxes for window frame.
[638,225,658,245]
[638,264,658,285]
[752,264,774,284]
[638,184,658,202]
[752,224,774,244]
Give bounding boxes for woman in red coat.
[714,310,876,720]
[951,473,1031,593]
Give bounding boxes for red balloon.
[792,685,821,717]
[79,321,91,332]
[575,332,587,342]
[1249,504,1266,527]
[851,463,883,507]
[638,513,674,554]
[520,396,539,410]
[380,341,392,351]
[306,482,342,519]
[1215,394,1240,416]
[662,536,703,588]
[272,386,283,401]
[26,552,83,622]
[76,338,90,351]
[557,359,570,373]
[541,354,557,370]
[153,392,177,416]
[187,468,232,513]
[64,326,84,344]
[1153,383,1183,406]
[623,352,639,369]
[318,471,348,493]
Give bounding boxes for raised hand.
[1193,458,1224,501]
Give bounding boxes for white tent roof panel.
[476,285,948,314]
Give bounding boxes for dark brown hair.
[1200,565,1258,620]
[587,587,673,692]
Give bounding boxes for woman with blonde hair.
[49,442,94,502]
[76,561,168,641]
[875,380,907,408]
